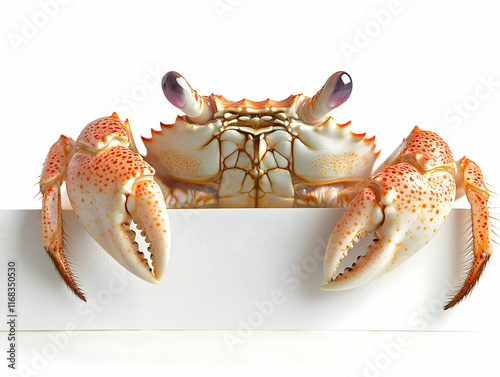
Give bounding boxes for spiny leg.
[39,135,85,300]
[445,157,492,309]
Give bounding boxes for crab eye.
[161,71,215,124]
[298,71,353,124]
[327,71,352,109]
[162,71,187,108]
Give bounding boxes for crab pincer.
[322,128,492,309]
[40,114,170,300]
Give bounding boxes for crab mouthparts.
[217,112,292,134]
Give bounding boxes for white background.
[1,0,499,376]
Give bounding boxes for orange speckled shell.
[77,116,130,150]
[402,127,455,171]
[67,146,154,199]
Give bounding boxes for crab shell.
[144,73,378,208]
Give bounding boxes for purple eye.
[162,71,186,109]
[327,71,352,109]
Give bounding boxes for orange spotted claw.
[322,128,460,297]
[40,114,170,300]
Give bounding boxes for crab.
[40,71,492,309]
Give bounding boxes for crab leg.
[39,135,83,300]
[444,157,492,309]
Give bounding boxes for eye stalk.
[162,71,214,124]
[298,71,352,124]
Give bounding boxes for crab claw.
[323,128,457,291]
[64,115,170,292]
[67,175,171,284]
